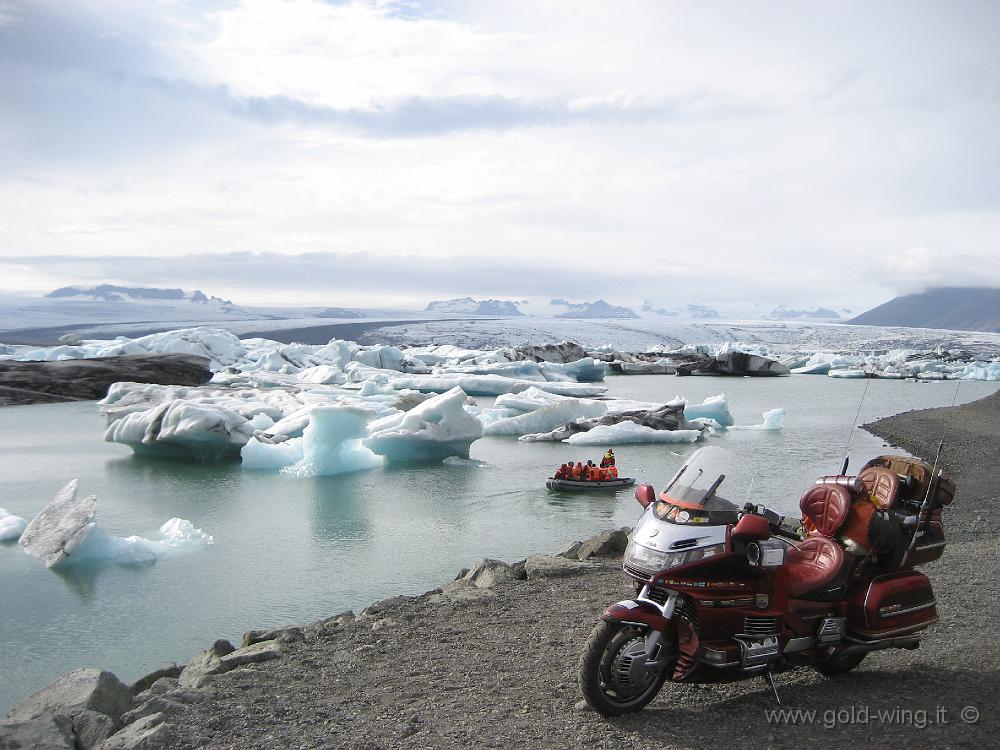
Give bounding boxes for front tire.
[814,648,866,676]
[579,621,669,716]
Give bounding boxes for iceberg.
[682,394,735,427]
[389,374,607,397]
[563,423,702,445]
[104,399,256,457]
[17,481,212,567]
[365,387,483,461]
[960,362,1000,380]
[483,398,607,436]
[731,408,785,430]
[283,405,384,477]
[0,507,28,541]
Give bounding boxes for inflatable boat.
[546,477,635,491]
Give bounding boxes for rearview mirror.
[635,484,655,508]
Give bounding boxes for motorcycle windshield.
[655,446,742,525]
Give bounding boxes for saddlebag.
[847,570,938,639]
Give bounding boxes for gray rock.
[524,555,590,578]
[120,698,184,727]
[147,679,178,697]
[576,527,631,560]
[6,668,133,728]
[129,665,181,696]
[555,541,583,559]
[463,558,513,589]
[0,353,213,406]
[218,640,282,669]
[160,688,210,705]
[73,709,117,749]
[241,625,304,648]
[358,596,412,620]
[17,480,97,568]
[0,715,75,749]
[511,559,527,580]
[177,640,235,689]
[94,713,171,750]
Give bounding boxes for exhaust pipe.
[837,635,920,659]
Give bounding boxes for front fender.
[601,599,675,632]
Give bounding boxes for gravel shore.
[9,390,999,749]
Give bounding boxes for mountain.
[47,285,233,306]
[849,287,1000,333]
[640,301,676,317]
[551,299,639,319]
[768,306,841,320]
[425,297,524,316]
[686,304,721,319]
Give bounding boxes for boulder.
[218,640,283,670]
[555,541,583,559]
[241,625,304,648]
[129,665,181,696]
[94,713,171,750]
[177,640,235,689]
[73,709,116,750]
[120,699,183,727]
[0,715,75,749]
[577,527,631,560]
[524,555,591,579]
[6,668,133,729]
[463,558,514,589]
[147,679,179,697]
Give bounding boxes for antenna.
[902,376,963,565]
[840,377,872,474]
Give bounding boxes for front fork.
[601,585,677,672]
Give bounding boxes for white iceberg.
[389,374,607,397]
[18,480,212,568]
[283,405,384,477]
[104,398,256,457]
[0,507,28,542]
[365,387,483,461]
[563,423,703,445]
[683,394,735,427]
[483,398,607,437]
[731,408,785,430]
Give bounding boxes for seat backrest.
[859,467,900,510]
[799,484,851,537]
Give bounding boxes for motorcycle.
[578,445,954,715]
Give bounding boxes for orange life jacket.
[588,466,602,481]
[609,465,618,479]
[571,465,582,479]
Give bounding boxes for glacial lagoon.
[1,374,997,712]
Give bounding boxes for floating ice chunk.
[960,362,1000,380]
[66,517,213,565]
[296,365,346,385]
[354,345,405,371]
[539,358,607,383]
[483,398,607,436]
[18,480,96,567]
[493,386,568,412]
[442,456,486,467]
[731,408,785,431]
[0,508,28,541]
[828,369,869,379]
[563,423,702,445]
[683,394,734,427]
[390,374,606,397]
[105,399,255,457]
[283,405,384,477]
[365,387,484,461]
[17,481,212,567]
[241,435,305,471]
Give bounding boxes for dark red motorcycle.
[579,446,954,715]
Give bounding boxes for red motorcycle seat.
[799,484,851,537]
[859,466,900,510]
[783,537,845,598]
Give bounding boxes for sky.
[0,0,998,312]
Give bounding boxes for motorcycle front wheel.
[578,621,669,716]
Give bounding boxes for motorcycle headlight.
[624,540,727,575]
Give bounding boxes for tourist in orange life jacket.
[570,462,583,480]
[600,449,615,468]
[608,464,619,479]
[554,464,569,480]
[587,462,602,481]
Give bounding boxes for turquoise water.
[1,375,995,712]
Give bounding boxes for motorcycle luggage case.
[847,571,938,639]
